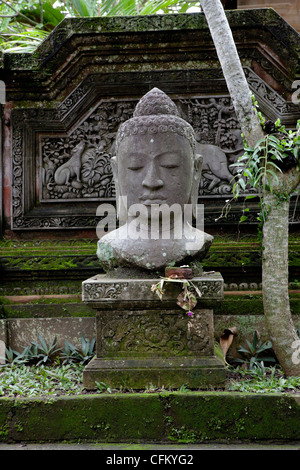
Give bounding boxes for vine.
[229,97,300,226]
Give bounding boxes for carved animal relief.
[40,97,243,203]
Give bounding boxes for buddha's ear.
[111,156,120,218]
[190,154,203,218]
[111,156,127,223]
[111,155,117,181]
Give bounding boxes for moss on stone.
[0,392,299,443]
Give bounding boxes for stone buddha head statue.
[97,88,213,271]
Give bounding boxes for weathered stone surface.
[82,273,226,389]
[7,317,95,352]
[82,272,224,308]
[83,356,226,390]
[97,87,213,270]
[95,309,214,358]
[1,392,300,443]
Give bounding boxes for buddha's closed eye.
[128,165,144,171]
[160,164,179,169]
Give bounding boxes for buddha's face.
[115,132,195,218]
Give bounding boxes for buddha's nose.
[142,163,163,189]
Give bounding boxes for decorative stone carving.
[10,67,300,230]
[82,273,224,303]
[83,281,128,301]
[97,309,213,357]
[82,273,226,390]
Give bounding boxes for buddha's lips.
[139,195,166,201]
[139,196,167,205]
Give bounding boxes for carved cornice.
[82,273,224,305]
[1,10,299,104]
[2,10,299,69]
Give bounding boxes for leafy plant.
[0,0,201,52]
[1,346,31,365]
[0,363,85,397]
[0,335,96,367]
[28,334,61,365]
[179,384,191,392]
[95,380,112,393]
[231,114,300,224]
[228,365,300,393]
[62,336,95,364]
[234,330,276,369]
[234,120,299,192]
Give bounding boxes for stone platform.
[82,273,226,390]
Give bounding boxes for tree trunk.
[201,0,300,375]
[200,0,264,148]
[262,191,300,375]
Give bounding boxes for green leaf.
[243,168,253,180]
[68,0,96,16]
[267,135,280,144]
[238,178,246,190]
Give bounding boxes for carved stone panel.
[82,273,224,306]
[96,309,214,358]
[11,68,300,230]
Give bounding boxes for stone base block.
[83,355,226,390]
[82,273,226,390]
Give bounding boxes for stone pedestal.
[82,273,226,390]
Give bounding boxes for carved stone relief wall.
[39,95,244,204]
[11,68,299,230]
[3,11,300,232]
[40,100,129,202]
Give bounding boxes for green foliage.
[95,380,112,393]
[1,334,95,366]
[18,0,66,30]
[232,119,300,200]
[233,330,276,369]
[0,363,84,397]
[0,346,31,365]
[178,383,191,392]
[29,334,61,365]
[228,365,300,393]
[0,0,201,52]
[0,29,49,53]
[231,115,300,229]
[61,336,95,364]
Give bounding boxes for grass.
[0,362,299,398]
[227,365,300,394]
[0,363,85,398]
